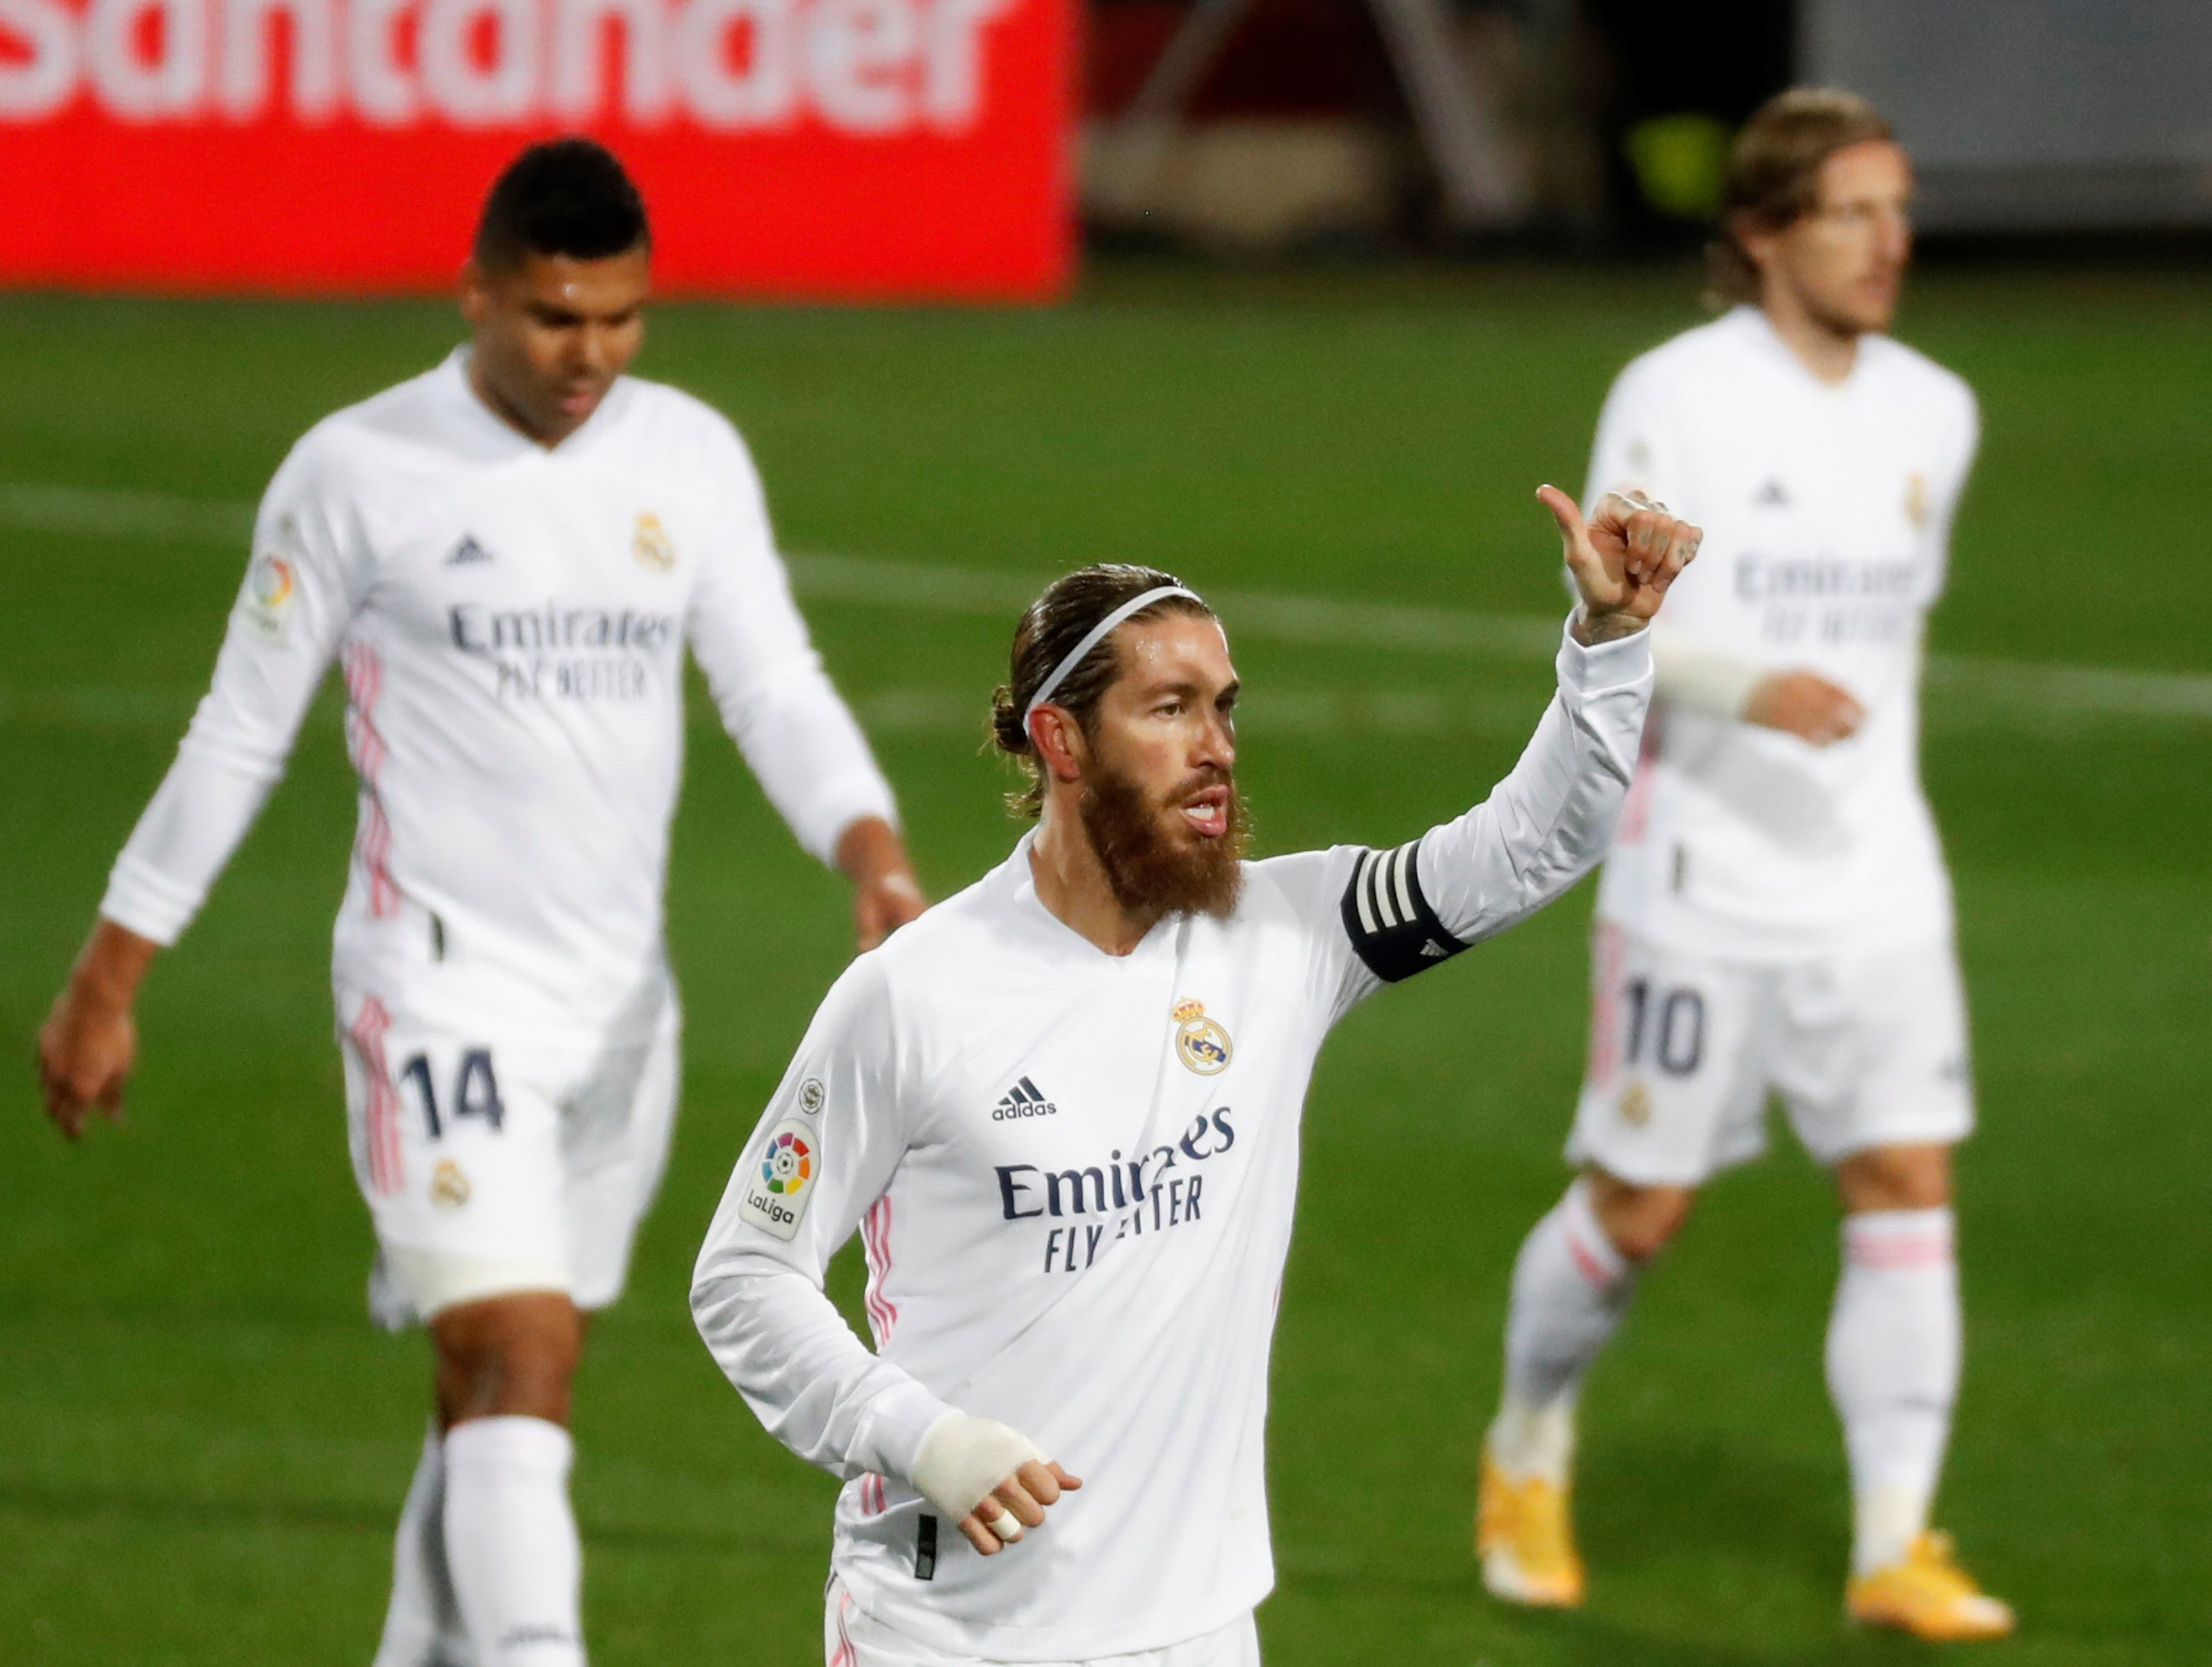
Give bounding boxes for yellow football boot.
[1846,1531,2015,1640]
[1476,1444,1585,1607]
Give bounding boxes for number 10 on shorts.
[1622,978,1706,1077]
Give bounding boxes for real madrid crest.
[1903,472,1929,530]
[430,1158,472,1208]
[633,511,675,573]
[1173,997,1232,1076]
[1618,1081,1652,1127]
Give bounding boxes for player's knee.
[1835,1142,1952,1213]
[432,1291,583,1425]
[1584,1169,1696,1262]
[436,1340,580,1427]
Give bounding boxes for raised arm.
[1332,489,1697,1002]
[686,425,924,949]
[38,449,362,1138]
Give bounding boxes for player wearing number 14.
[35,141,925,1667]
[1474,90,2011,1638]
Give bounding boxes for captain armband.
[1339,838,1467,983]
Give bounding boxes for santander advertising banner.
[0,0,1072,296]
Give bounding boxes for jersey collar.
[1728,304,1874,399]
[999,828,1177,965]
[439,346,633,459]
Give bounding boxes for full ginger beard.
[1076,760,1248,922]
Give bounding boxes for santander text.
[0,0,1019,136]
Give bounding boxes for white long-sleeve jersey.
[692,624,1651,1661]
[100,350,896,1040]
[1589,306,1980,961]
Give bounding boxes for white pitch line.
[0,480,254,545]
[1923,655,2212,724]
[790,551,1562,659]
[845,686,1554,739]
[0,480,1560,663]
[0,682,1553,739]
[2,480,2206,724]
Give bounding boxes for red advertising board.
[0,0,1073,297]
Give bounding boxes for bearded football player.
[1473,88,2012,1639]
[37,139,925,1667]
[692,486,1698,1666]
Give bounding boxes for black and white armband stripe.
[1339,838,1467,983]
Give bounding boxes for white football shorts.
[337,976,681,1326]
[1566,924,1974,1186]
[825,1577,1260,1667]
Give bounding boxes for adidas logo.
[1420,939,1450,958]
[991,1076,1058,1122]
[445,534,494,565]
[1753,480,1790,508]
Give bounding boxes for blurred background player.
[693,489,1694,1667]
[1474,90,2013,1640]
[35,139,925,1667]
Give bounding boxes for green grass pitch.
[3,261,2209,1664]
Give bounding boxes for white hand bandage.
[1650,622,1765,719]
[912,1411,1050,1524]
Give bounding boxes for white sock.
[374,1426,472,1667]
[1491,1180,1637,1483]
[1825,1207,1960,1576]
[443,1417,587,1666]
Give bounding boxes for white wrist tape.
[912,1412,1049,1523]
[1651,626,1765,719]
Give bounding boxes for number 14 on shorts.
[398,1049,507,1138]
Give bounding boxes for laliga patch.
[740,1118,818,1241]
[239,546,298,642]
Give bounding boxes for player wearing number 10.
[1474,90,2012,1638]
[35,140,925,1667]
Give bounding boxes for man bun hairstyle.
[1707,87,1893,308]
[990,563,1217,817]
[474,137,650,273]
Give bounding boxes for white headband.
[1024,585,1203,725]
